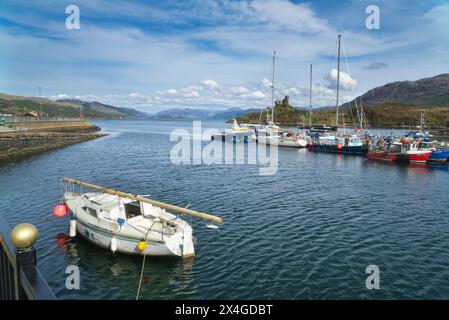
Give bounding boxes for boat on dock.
[59,178,223,258]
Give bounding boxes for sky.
[0,0,448,113]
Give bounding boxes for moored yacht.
[60,178,223,258]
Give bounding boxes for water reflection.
[55,232,196,299]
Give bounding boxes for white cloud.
[326,68,357,91]
[49,77,358,113]
[166,89,178,95]
[228,86,250,94]
[248,0,329,33]
[202,79,220,90]
[244,90,267,99]
[182,90,200,98]
[260,78,273,88]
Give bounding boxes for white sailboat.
[60,178,223,258]
[256,51,307,148]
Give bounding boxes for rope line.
[135,253,146,300]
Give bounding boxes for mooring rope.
[135,253,146,300]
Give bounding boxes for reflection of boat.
[211,119,251,142]
[61,178,223,258]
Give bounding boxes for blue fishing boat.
[428,148,449,162]
[309,134,369,154]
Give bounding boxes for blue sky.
[0,0,448,113]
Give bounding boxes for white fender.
[69,220,77,237]
[111,237,118,253]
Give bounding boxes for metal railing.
[0,214,56,300]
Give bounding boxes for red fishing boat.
[368,138,432,163]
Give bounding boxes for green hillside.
[236,98,449,129]
[0,93,146,118]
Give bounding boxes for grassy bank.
[234,101,449,129]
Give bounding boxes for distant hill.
[340,73,449,110]
[0,93,147,118]
[236,74,449,128]
[150,107,260,120]
[56,99,148,118]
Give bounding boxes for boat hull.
[397,151,432,163]
[74,217,182,256]
[212,132,250,143]
[257,136,307,148]
[428,149,449,162]
[368,151,431,163]
[309,144,368,155]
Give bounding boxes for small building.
[24,110,39,117]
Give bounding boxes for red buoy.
[307,141,314,147]
[336,144,343,150]
[53,203,68,218]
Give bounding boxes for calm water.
[1,120,449,300]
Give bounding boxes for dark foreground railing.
[0,214,56,300]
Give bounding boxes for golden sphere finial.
[10,223,39,249]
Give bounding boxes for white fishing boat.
[257,125,308,147]
[58,178,223,258]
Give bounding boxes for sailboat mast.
[336,34,341,127]
[309,63,312,128]
[271,51,276,125]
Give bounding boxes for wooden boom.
[62,178,223,223]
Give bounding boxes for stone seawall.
[0,131,107,161]
[8,120,100,133]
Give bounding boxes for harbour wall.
[0,131,107,161]
[6,120,100,133]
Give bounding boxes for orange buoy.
[53,203,68,218]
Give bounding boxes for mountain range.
[149,107,261,120]
[0,93,148,118]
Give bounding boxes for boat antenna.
[271,50,276,125]
[309,63,313,128]
[336,34,341,127]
